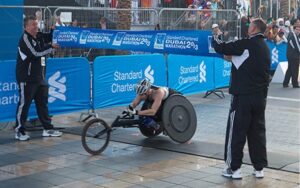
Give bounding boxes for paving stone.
[184,179,218,188]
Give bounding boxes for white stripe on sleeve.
[23,33,52,57]
[18,47,27,61]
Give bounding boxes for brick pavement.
[0,132,299,188]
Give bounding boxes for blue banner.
[214,57,231,88]
[0,60,18,122]
[0,58,90,122]
[267,41,287,70]
[93,54,167,109]
[53,26,220,57]
[46,58,90,114]
[167,55,215,95]
[0,1,23,60]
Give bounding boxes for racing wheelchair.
[81,94,197,155]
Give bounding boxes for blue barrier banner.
[53,26,219,57]
[0,1,23,60]
[267,41,287,70]
[93,54,167,109]
[214,57,231,88]
[46,58,90,114]
[167,55,215,95]
[0,60,19,122]
[0,60,40,122]
[0,58,90,122]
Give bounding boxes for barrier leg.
[79,109,99,122]
[79,54,98,123]
[203,89,225,99]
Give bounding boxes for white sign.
[60,12,72,23]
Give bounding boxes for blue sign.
[53,27,219,57]
[267,41,288,70]
[93,54,167,109]
[0,60,19,122]
[167,55,215,95]
[46,58,90,114]
[0,58,90,122]
[0,2,23,60]
[214,57,231,88]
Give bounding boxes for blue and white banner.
[46,58,90,114]
[267,41,288,70]
[53,26,219,57]
[0,1,23,60]
[0,60,18,122]
[214,57,231,88]
[167,55,215,95]
[0,58,90,122]
[93,54,167,109]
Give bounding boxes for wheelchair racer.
[125,78,179,131]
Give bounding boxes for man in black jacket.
[212,18,270,179]
[15,16,62,141]
[283,20,300,88]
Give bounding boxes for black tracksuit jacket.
[286,30,300,59]
[16,30,53,84]
[212,33,270,95]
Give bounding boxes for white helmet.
[136,79,151,95]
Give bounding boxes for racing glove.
[127,105,138,115]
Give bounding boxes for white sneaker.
[15,132,30,141]
[222,167,242,179]
[232,168,242,179]
[253,169,264,178]
[42,129,63,137]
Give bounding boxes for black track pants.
[283,57,300,87]
[224,91,268,171]
[15,82,53,133]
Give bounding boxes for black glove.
[122,110,129,115]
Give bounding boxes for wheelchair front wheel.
[81,118,111,155]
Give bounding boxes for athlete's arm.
[138,89,164,116]
[130,95,143,109]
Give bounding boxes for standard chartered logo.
[48,71,66,103]
[144,65,154,83]
[271,47,278,65]
[199,61,206,83]
[111,65,154,93]
[178,61,207,85]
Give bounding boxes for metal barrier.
[52,7,158,28]
[75,0,188,9]
[158,8,240,41]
